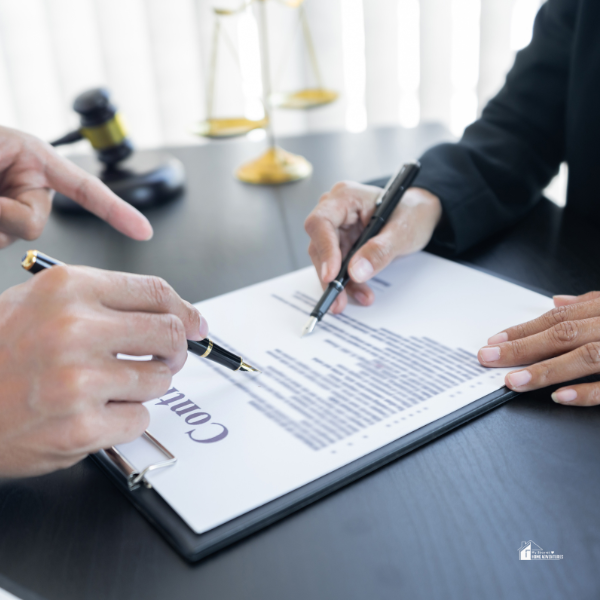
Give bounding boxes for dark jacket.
[414,0,598,254]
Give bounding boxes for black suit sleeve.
[414,0,577,254]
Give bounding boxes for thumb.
[348,222,414,283]
[554,291,600,307]
[0,189,52,240]
[346,187,442,284]
[348,228,400,283]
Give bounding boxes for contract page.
[117,253,553,534]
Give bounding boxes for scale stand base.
[52,151,185,213]
[236,146,312,185]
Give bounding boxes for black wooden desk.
[1,126,599,600]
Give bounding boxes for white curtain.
[0,0,544,144]
[1,0,566,203]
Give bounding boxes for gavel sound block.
[51,88,185,212]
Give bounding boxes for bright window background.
[0,0,563,201]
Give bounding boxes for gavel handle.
[50,130,84,147]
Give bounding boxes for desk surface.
[1,126,599,600]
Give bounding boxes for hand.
[478,292,600,406]
[304,182,442,313]
[0,126,152,248]
[0,266,208,477]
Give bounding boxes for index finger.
[488,298,600,344]
[306,218,342,282]
[553,291,600,307]
[50,266,208,341]
[304,183,380,282]
[102,270,208,341]
[44,149,153,241]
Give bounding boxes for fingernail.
[553,295,577,303]
[479,346,501,362]
[142,217,154,240]
[321,262,328,281]
[354,292,368,305]
[552,389,577,403]
[487,332,508,345]
[198,311,209,338]
[350,258,374,283]
[507,370,531,388]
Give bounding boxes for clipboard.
[90,258,555,563]
[91,385,517,563]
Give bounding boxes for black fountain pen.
[21,250,259,373]
[302,160,421,337]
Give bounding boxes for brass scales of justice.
[194,0,338,184]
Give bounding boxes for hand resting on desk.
[0,267,209,477]
[478,293,600,407]
[304,182,442,314]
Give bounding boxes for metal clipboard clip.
[99,430,177,491]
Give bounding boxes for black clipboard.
[91,385,517,563]
[91,259,554,563]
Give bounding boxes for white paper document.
[116,252,553,534]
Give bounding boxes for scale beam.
[196,0,337,185]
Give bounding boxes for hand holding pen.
[0,259,205,476]
[22,251,258,373]
[0,250,258,478]
[303,162,442,330]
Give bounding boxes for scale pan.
[194,117,268,138]
[271,89,338,110]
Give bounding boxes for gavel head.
[73,88,133,166]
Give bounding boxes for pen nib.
[301,316,318,337]
[239,361,260,373]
